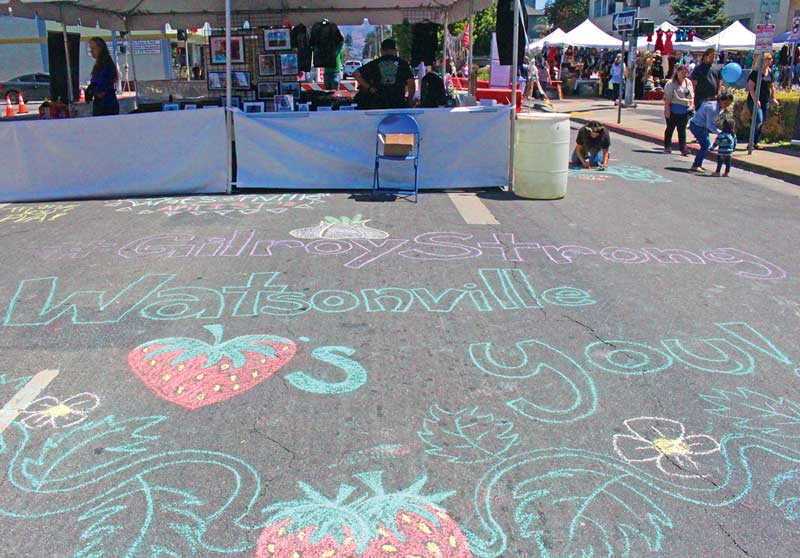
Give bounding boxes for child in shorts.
[711,117,736,177]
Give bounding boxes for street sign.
[760,0,780,14]
[755,24,775,54]
[612,10,636,32]
[791,16,800,40]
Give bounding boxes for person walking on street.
[610,54,625,105]
[690,48,721,109]
[748,53,779,150]
[711,116,737,177]
[663,64,694,155]
[86,37,120,117]
[689,92,734,173]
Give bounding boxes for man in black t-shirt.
[571,121,611,169]
[691,48,722,108]
[353,39,415,110]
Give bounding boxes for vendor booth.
[1,0,534,202]
[706,21,757,51]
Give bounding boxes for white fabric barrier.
[234,107,511,190]
[0,108,229,202]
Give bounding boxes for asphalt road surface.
[0,128,798,558]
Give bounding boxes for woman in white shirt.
[663,64,695,155]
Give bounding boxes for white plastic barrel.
[514,112,570,199]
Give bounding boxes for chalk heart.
[128,324,296,410]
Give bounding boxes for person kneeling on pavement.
[571,121,610,170]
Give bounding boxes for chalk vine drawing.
[104,193,330,216]
[468,321,789,425]
[290,215,390,240]
[0,403,467,558]
[37,230,787,280]
[418,386,800,557]
[255,471,472,557]
[613,417,721,478]
[130,325,368,408]
[2,270,596,328]
[19,392,100,429]
[569,164,672,184]
[0,203,79,224]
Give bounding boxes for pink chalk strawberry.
[255,471,472,558]
[128,324,295,410]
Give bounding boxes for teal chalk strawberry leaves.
[128,325,296,410]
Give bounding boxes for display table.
[233,106,512,190]
[0,108,228,202]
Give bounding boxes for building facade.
[588,0,800,36]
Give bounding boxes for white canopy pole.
[125,20,140,110]
[225,0,233,193]
[59,6,74,102]
[509,0,520,192]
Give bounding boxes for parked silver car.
[0,73,51,103]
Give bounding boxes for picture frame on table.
[258,54,277,76]
[280,81,301,97]
[231,71,251,90]
[264,28,291,50]
[280,52,299,76]
[162,103,181,111]
[257,81,280,99]
[273,94,294,112]
[220,96,242,109]
[243,101,266,114]
[209,36,245,64]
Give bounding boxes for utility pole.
[624,0,639,108]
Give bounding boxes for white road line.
[0,369,59,434]
[448,192,500,225]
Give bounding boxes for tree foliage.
[545,0,588,32]
[670,0,729,28]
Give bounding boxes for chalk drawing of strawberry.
[128,325,296,410]
[290,215,389,240]
[255,471,472,558]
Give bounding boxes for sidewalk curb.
[571,116,800,186]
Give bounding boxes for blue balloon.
[721,62,742,84]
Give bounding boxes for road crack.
[561,314,616,348]
[717,522,750,556]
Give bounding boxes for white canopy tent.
[528,27,565,51]
[1,0,528,199]
[1,0,493,28]
[559,19,622,49]
[706,20,756,51]
[637,35,712,52]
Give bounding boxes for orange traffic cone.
[17,92,28,114]
[5,95,14,117]
[79,87,86,103]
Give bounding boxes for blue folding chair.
[372,114,421,203]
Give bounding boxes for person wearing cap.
[571,121,611,170]
[353,39,415,109]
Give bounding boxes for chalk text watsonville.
[39,230,787,279]
[3,269,595,327]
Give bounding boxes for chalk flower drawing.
[290,215,389,240]
[255,471,472,558]
[613,417,721,478]
[19,393,100,429]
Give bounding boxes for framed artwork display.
[231,71,251,89]
[258,54,277,76]
[274,94,294,112]
[280,52,299,76]
[264,28,291,50]
[220,96,242,109]
[209,36,245,64]
[257,81,280,99]
[280,81,301,97]
[243,101,266,114]
[207,71,226,90]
